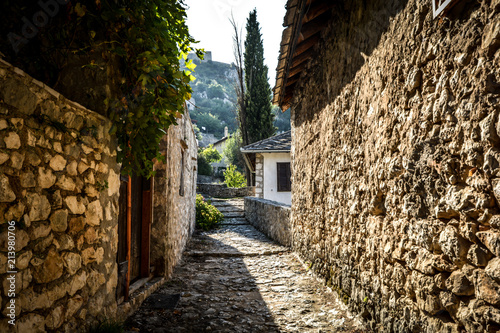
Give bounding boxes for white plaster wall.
[262,152,291,205]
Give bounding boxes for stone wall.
[0,59,121,331]
[290,0,500,332]
[244,197,291,247]
[255,154,264,198]
[197,183,255,198]
[152,113,197,278]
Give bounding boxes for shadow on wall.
[293,0,410,128]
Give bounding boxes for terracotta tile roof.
[240,131,291,153]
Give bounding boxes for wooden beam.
[140,177,152,278]
[303,1,333,23]
[290,47,315,69]
[285,75,301,88]
[294,33,320,57]
[288,62,307,78]
[298,12,330,43]
[125,175,131,301]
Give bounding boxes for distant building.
[211,127,231,176]
[241,131,291,205]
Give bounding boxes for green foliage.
[88,319,124,333]
[197,145,221,176]
[184,60,238,137]
[199,145,221,163]
[243,9,276,144]
[223,164,246,188]
[223,132,245,172]
[273,106,291,132]
[197,154,213,176]
[195,194,224,230]
[0,0,202,179]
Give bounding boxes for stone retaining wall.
[244,197,291,247]
[197,183,254,198]
[0,59,120,331]
[290,1,500,332]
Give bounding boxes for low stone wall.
[244,197,291,247]
[0,59,120,331]
[197,183,254,198]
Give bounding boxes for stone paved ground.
[125,198,368,333]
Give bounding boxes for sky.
[184,0,287,87]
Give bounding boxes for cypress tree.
[243,9,275,144]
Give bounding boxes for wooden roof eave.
[273,0,334,110]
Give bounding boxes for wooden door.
[117,174,152,301]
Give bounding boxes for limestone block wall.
[0,59,120,331]
[152,113,197,278]
[244,197,291,247]
[197,183,255,198]
[290,0,500,332]
[255,154,264,198]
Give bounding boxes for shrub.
[197,145,222,176]
[223,164,246,188]
[195,194,224,230]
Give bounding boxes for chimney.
[224,126,228,138]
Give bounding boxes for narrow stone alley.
[125,198,367,332]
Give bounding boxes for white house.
[211,127,231,176]
[241,131,291,205]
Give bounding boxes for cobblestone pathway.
[125,198,367,333]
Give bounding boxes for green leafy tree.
[197,145,221,176]
[223,132,245,172]
[223,164,246,188]
[0,0,202,178]
[243,9,276,144]
[273,105,291,132]
[200,145,222,163]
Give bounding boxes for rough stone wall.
[197,183,255,198]
[290,1,500,332]
[255,154,264,198]
[152,113,197,278]
[244,197,291,247]
[0,59,120,332]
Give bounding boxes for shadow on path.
[125,198,368,333]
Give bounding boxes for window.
[277,162,291,192]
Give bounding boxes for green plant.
[195,194,223,230]
[223,164,246,188]
[88,319,124,333]
[199,145,222,163]
[223,132,245,171]
[0,0,203,179]
[197,145,222,176]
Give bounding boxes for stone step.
[185,249,288,258]
[220,217,247,225]
[217,206,244,213]
[221,212,245,218]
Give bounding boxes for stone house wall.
[151,113,197,278]
[244,197,291,247]
[197,183,255,198]
[290,0,500,332]
[0,59,121,332]
[255,154,264,198]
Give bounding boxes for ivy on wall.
[0,0,203,178]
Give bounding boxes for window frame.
[276,162,291,192]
